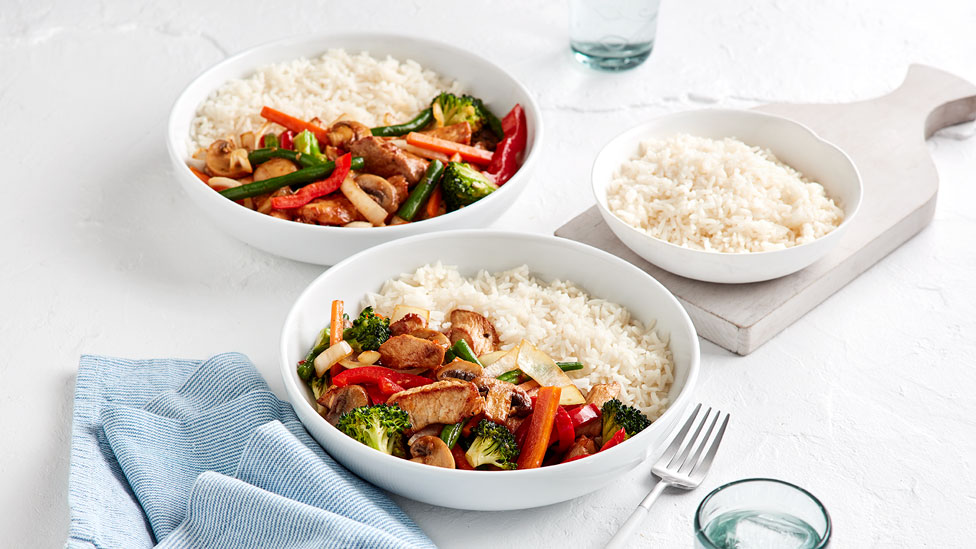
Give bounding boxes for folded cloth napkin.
[68,353,435,549]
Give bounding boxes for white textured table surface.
[3,1,974,547]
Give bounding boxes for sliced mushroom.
[409,436,455,469]
[326,120,371,148]
[355,174,399,213]
[407,424,444,447]
[436,359,484,382]
[253,157,298,181]
[206,139,252,178]
[317,384,369,425]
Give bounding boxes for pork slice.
[584,382,621,409]
[446,309,499,357]
[348,136,429,185]
[387,380,484,433]
[421,122,472,145]
[378,334,446,370]
[296,195,364,226]
[390,313,426,337]
[564,436,597,460]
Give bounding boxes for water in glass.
[569,0,660,70]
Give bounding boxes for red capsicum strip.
[260,106,330,144]
[271,153,352,209]
[516,386,561,470]
[548,407,575,454]
[600,428,627,452]
[486,104,527,185]
[568,403,601,429]
[364,384,387,406]
[331,366,433,392]
[561,453,590,464]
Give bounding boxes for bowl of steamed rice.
[167,34,541,265]
[279,231,700,510]
[592,109,862,283]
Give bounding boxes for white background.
[2,0,974,547]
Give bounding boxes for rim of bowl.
[166,31,544,236]
[693,477,832,548]
[591,108,863,258]
[279,229,701,475]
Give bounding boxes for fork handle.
[604,480,669,549]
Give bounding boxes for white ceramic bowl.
[167,33,543,265]
[592,109,862,284]
[280,231,700,510]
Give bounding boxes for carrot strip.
[452,445,475,470]
[516,386,561,469]
[329,300,344,377]
[405,132,493,165]
[189,165,210,183]
[260,106,330,144]
[449,152,462,163]
[424,184,443,219]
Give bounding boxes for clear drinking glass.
[695,479,831,549]
[569,0,660,71]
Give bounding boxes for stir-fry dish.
[297,301,654,470]
[188,93,528,226]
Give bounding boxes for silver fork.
[605,404,730,549]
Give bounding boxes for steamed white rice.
[365,263,674,420]
[188,49,463,154]
[607,134,844,253]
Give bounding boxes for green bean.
[371,108,433,137]
[450,339,482,366]
[220,156,365,201]
[556,361,584,372]
[396,159,445,221]
[495,362,583,384]
[248,148,325,169]
[496,370,521,384]
[440,422,463,449]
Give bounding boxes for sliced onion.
[343,221,373,228]
[515,340,585,405]
[392,304,430,325]
[357,350,381,365]
[340,174,388,226]
[482,345,520,378]
[478,350,508,367]
[314,340,353,377]
[206,176,242,192]
[338,358,374,370]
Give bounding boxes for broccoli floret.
[336,404,411,457]
[432,92,482,131]
[441,161,498,211]
[601,399,651,441]
[342,307,390,353]
[431,93,503,138]
[465,419,519,469]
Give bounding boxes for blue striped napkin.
[67,353,435,549]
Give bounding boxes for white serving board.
[556,65,976,355]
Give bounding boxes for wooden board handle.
[884,64,976,137]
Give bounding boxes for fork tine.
[656,403,702,465]
[668,407,711,469]
[679,409,721,474]
[691,412,730,480]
